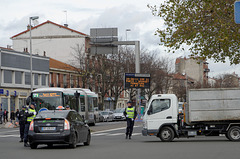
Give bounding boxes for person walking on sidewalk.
[18,106,26,142]
[0,108,2,124]
[24,103,36,147]
[3,109,9,123]
[10,110,15,124]
[123,101,137,139]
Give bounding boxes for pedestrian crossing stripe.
[0,134,19,138]
[92,132,141,137]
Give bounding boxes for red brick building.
[49,58,82,88]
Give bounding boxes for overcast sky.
[0,0,239,77]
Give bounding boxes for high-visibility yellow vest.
[27,108,36,122]
[126,107,135,119]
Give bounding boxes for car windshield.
[36,110,68,118]
[100,111,109,115]
[114,108,125,113]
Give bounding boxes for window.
[25,72,30,85]
[64,94,76,110]
[34,74,38,85]
[42,74,46,86]
[76,112,84,122]
[4,70,12,83]
[63,74,67,86]
[149,99,170,114]
[15,71,22,84]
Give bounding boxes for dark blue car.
[28,110,91,149]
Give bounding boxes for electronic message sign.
[33,92,61,98]
[124,73,150,89]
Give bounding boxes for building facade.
[175,57,210,86]
[0,48,49,113]
[11,20,89,64]
[49,58,82,88]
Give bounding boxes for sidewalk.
[0,122,18,128]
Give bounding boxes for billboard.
[124,73,150,89]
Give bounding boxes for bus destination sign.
[33,92,61,98]
[124,73,150,89]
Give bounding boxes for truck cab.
[142,94,179,141]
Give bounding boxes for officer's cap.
[127,101,132,104]
[66,105,70,108]
[22,105,26,108]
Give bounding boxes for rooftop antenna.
[63,10,68,27]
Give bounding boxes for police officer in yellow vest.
[124,101,137,139]
[24,102,37,147]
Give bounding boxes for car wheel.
[69,133,77,148]
[84,131,91,146]
[30,143,38,149]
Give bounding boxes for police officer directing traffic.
[24,102,37,147]
[124,101,137,139]
[18,106,26,142]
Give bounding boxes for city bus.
[28,87,98,126]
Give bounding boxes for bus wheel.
[159,126,174,142]
[227,126,240,141]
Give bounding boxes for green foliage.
[148,0,240,64]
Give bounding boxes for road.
[0,121,240,159]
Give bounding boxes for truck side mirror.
[147,109,151,115]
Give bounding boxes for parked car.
[100,111,114,122]
[113,108,126,121]
[98,112,104,122]
[28,110,91,149]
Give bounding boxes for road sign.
[235,1,240,24]
[90,28,118,54]
[124,73,150,89]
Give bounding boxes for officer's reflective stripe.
[27,109,36,122]
[126,107,135,118]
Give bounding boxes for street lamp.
[29,16,39,92]
[126,29,131,41]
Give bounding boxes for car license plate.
[42,127,56,131]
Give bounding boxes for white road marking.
[0,134,19,138]
[92,133,109,136]
[132,133,141,136]
[108,133,125,136]
[0,129,19,134]
[92,132,141,137]
[91,125,141,134]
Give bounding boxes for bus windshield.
[32,92,63,111]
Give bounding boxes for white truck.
[142,88,240,141]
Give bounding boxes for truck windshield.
[32,92,63,111]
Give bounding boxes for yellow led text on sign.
[126,77,150,88]
[39,93,60,97]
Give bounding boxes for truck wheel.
[227,126,240,141]
[159,126,175,142]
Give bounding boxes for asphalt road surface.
[0,121,240,159]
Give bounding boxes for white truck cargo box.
[187,88,240,123]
